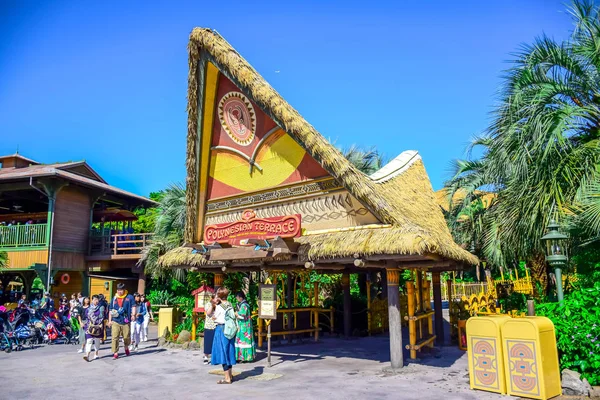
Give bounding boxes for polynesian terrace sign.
[203,209,301,245]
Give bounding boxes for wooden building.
[160,28,478,369]
[0,153,155,305]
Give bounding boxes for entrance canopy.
[159,28,477,273]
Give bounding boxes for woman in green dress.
[234,292,256,362]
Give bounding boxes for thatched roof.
[165,28,478,269]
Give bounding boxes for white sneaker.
[93,354,98,360]
[77,349,84,354]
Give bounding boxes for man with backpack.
[108,283,136,360]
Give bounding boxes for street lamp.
[541,219,568,304]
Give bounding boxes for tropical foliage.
[138,183,186,281]
[444,0,600,287]
[537,282,600,384]
[342,145,388,175]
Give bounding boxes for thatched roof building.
[159,28,477,271]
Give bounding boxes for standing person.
[203,293,217,365]
[77,297,90,354]
[69,294,78,313]
[140,294,153,342]
[98,294,109,344]
[211,287,237,384]
[41,292,54,312]
[234,292,256,362]
[130,293,146,351]
[77,292,84,305]
[17,294,27,308]
[83,295,104,362]
[108,283,135,359]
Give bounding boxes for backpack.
[223,305,238,340]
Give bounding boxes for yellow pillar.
[406,281,417,360]
[214,273,224,288]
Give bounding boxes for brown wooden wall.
[5,249,48,269]
[52,251,86,271]
[52,186,91,253]
[50,270,84,303]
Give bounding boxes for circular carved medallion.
[218,92,256,146]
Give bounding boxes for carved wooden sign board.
[203,209,301,245]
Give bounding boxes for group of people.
[203,288,256,385]
[21,284,154,362]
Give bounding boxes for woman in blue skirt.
[211,287,236,384]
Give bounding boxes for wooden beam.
[353,259,387,268]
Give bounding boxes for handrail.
[0,224,48,248]
[89,232,153,255]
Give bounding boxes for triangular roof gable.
[185,28,400,242]
[57,161,107,184]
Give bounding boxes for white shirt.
[213,303,228,324]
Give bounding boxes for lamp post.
[541,220,568,304]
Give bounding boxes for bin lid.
[466,315,511,336]
[502,316,555,338]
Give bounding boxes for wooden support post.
[314,309,319,341]
[366,280,372,336]
[432,272,444,346]
[313,281,319,308]
[286,274,293,332]
[406,281,417,360]
[386,267,403,369]
[416,271,423,340]
[214,273,224,288]
[424,279,433,347]
[137,270,146,295]
[330,307,334,334]
[191,313,197,341]
[342,272,351,339]
[258,317,263,348]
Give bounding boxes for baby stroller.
[0,313,14,353]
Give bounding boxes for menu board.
[258,284,277,320]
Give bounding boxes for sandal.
[217,380,232,384]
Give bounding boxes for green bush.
[536,282,600,385]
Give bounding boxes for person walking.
[129,292,139,346]
[211,287,237,384]
[77,297,90,354]
[77,292,84,305]
[130,293,146,351]
[83,295,104,362]
[69,293,78,313]
[140,294,153,342]
[98,294,109,344]
[203,293,217,365]
[234,291,256,362]
[108,283,135,359]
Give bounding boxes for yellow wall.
[5,249,48,269]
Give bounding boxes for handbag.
[86,324,103,336]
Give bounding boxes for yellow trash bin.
[466,315,511,394]
[158,307,177,338]
[501,316,561,400]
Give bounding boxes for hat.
[116,283,125,290]
[44,292,50,295]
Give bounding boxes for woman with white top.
[211,287,236,384]
[203,293,217,365]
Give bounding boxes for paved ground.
[0,324,519,400]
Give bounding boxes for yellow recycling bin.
[158,307,177,338]
[501,317,561,400]
[466,315,511,394]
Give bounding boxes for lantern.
[192,284,214,313]
[540,219,568,304]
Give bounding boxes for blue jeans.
[222,364,232,371]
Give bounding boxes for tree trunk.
[528,253,547,297]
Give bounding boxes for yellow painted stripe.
[196,62,220,241]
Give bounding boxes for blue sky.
[0,0,573,197]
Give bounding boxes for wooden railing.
[0,224,48,248]
[89,232,153,256]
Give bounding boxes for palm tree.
[138,183,186,281]
[342,145,388,175]
[445,0,600,290]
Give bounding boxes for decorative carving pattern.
[206,179,342,213]
[507,340,539,396]
[218,91,256,146]
[471,337,499,390]
[386,270,400,286]
[303,208,368,223]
